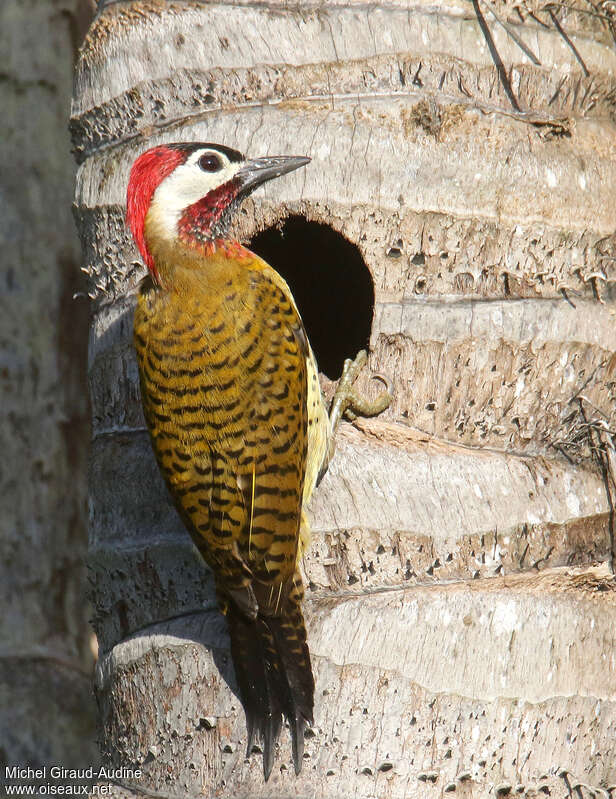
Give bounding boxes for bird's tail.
[225,576,314,780]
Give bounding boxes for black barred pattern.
[134,260,309,590]
[134,249,326,778]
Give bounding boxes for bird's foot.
[329,350,392,436]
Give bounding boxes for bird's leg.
[317,351,391,484]
[329,349,392,438]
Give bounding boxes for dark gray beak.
[236,155,310,193]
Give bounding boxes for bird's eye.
[198,153,222,172]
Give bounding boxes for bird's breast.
[134,261,306,456]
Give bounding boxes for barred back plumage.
[133,237,328,778]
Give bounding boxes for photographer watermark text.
[3,766,143,795]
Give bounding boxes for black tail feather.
[226,592,314,780]
[267,613,314,775]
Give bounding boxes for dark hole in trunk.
[249,216,374,379]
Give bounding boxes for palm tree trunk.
[73,0,616,795]
[0,0,98,781]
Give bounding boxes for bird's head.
[126,142,310,281]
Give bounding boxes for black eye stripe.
[198,152,223,172]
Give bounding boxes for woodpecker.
[126,142,389,779]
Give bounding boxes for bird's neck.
[144,202,252,287]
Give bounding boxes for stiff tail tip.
[226,597,314,780]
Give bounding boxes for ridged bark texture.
[73,1,616,797]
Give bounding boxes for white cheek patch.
[148,150,242,241]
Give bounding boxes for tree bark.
[0,0,98,780]
[73,0,616,796]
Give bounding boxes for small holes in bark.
[387,238,404,257]
[249,216,374,379]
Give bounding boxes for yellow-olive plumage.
[134,242,328,593]
[128,142,329,780]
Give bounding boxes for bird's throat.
[178,184,241,246]
[144,195,251,286]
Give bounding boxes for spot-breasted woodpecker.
[126,142,390,779]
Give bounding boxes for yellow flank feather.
[248,461,256,556]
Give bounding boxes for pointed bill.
[236,155,311,193]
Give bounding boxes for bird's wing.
[208,268,309,594]
[258,264,330,506]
